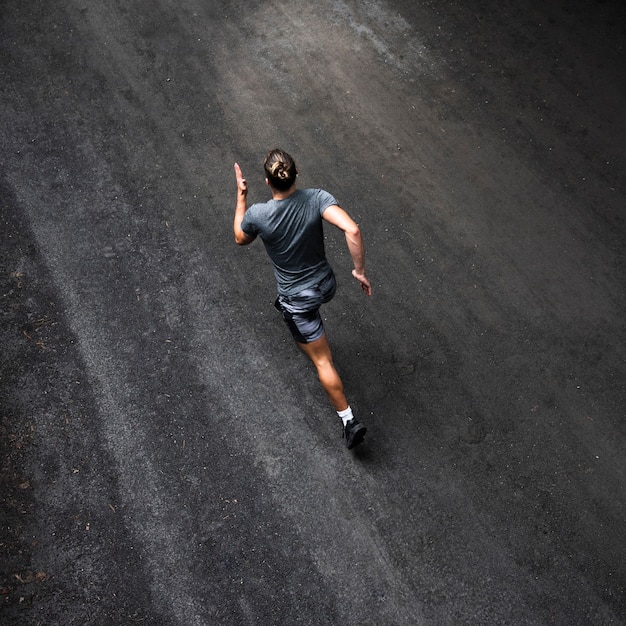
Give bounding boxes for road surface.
[1,0,624,623]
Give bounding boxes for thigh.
[281,307,324,344]
[275,287,324,344]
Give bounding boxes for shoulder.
[244,201,271,220]
[241,201,271,234]
[248,200,272,212]
[300,187,331,198]
[301,188,338,210]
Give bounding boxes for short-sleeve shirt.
[241,188,337,296]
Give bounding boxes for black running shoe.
[343,418,367,449]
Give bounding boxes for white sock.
[337,406,354,426]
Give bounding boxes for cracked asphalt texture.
[1,0,625,624]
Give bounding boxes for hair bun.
[270,162,288,179]
[264,149,296,191]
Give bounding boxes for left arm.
[233,163,255,245]
[323,204,372,296]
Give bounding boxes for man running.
[233,148,372,449]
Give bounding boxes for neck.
[272,185,297,200]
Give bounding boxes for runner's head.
[264,148,297,191]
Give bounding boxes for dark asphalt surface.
[1,0,625,624]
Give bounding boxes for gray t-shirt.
[241,188,337,296]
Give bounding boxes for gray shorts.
[274,272,337,343]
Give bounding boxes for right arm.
[322,205,372,296]
[233,163,255,245]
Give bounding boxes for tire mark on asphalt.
[5,125,213,625]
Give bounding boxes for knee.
[314,356,335,372]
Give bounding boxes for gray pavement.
[1,0,625,624]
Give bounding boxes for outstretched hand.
[234,163,248,196]
[352,269,372,296]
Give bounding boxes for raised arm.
[322,205,372,296]
[233,163,255,245]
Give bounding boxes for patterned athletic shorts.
[274,271,337,343]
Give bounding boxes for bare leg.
[297,334,348,411]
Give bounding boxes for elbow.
[234,230,252,245]
[346,224,361,240]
